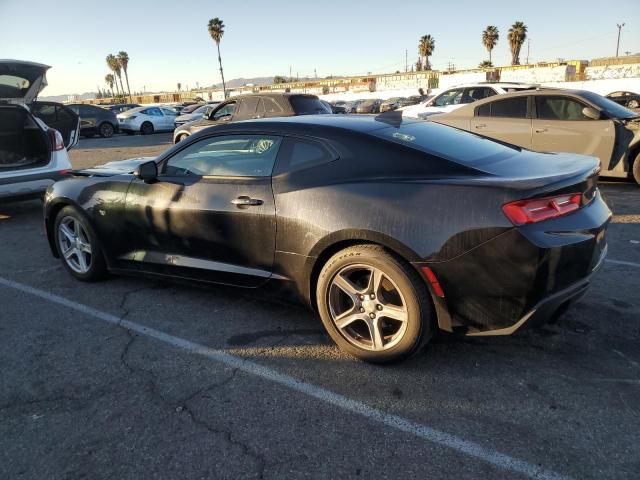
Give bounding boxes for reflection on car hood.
[75,157,155,176]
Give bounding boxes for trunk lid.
[0,60,50,106]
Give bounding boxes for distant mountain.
[39,91,96,102]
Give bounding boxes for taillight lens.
[49,129,65,151]
[502,193,582,226]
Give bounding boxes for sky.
[1,0,638,96]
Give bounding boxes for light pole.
[616,23,625,57]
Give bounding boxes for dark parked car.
[398,95,427,107]
[44,115,610,363]
[322,100,345,114]
[173,93,331,143]
[67,103,119,138]
[379,97,406,113]
[355,99,383,114]
[606,91,640,109]
[105,103,141,115]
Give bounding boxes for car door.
[234,96,261,120]
[124,133,282,287]
[143,107,164,130]
[471,96,532,148]
[161,107,178,130]
[531,94,615,165]
[31,101,80,149]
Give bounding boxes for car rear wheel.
[176,133,189,143]
[54,206,107,281]
[632,152,640,186]
[99,122,114,138]
[140,121,154,135]
[628,99,639,109]
[316,245,434,363]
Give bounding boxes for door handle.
[231,196,263,207]
[535,128,548,133]
[474,124,486,129]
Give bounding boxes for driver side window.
[162,135,282,177]
[212,101,237,121]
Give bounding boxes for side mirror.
[134,161,158,183]
[582,107,600,120]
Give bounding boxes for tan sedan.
[428,89,640,184]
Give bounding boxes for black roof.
[196,113,423,137]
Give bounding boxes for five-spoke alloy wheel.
[317,245,433,363]
[54,206,106,281]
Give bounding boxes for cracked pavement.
[0,136,639,479]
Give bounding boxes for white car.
[0,60,79,200]
[400,82,538,119]
[117,105,179,135]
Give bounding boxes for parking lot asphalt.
[1,134,639,480]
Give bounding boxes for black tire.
[316,244,434,363]
[54,206,107,282]
[99,122,114,138]
[175,133,189,143]
[627,99,639,109]
[140,121,154,135]
[632,152,640,186]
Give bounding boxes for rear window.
[290,96,331,115]
[0,75,29,98]
[372,121,519,166]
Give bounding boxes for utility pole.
[526,39,530,64]
[289,65,292,80]
[314,68,317,79]
[616,23,625,57]
[405,49,408,72]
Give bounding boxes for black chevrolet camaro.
[44,114,611,363]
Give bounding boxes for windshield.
[580,90,639,119]
[372,121,519,166]
[193,104,210,114]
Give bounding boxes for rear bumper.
[468,243,607,336]
[425,192,611,335]
[0,169,71,200]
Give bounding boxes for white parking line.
[606,259,640,268]
[0,275,573,480]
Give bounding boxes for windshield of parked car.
[579,90,639,119]
[372,121,519,165]
[193,104,210,114]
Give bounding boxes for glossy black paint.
[44,115,611,335]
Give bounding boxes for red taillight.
[421,266,444,298]
[49,129,65,151]
[502,193,582,226]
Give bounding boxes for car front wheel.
[54,206,107,281]
[632,152,640,186]
[316,245,434,363]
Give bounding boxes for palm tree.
[478,60,493,69]
[482,26,499,64]
[507,21,528,65]
[207,17,227,98]
[106,54,121,100]
[104,74,116,99]
[117,51,132,102]
[418,35,435,71]
[177,82,182,91]
[106,54,125,101]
